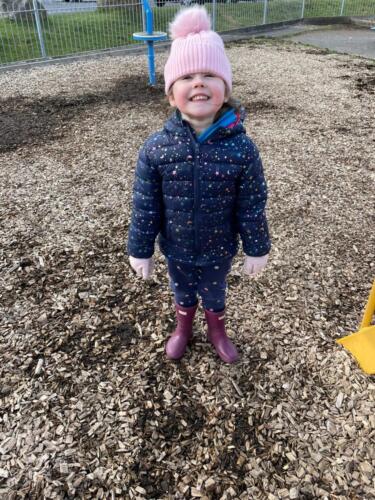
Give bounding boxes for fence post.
[212,0,217,32]
[340,0,346,16]
[32,0,47,58]
[262,0,268,25]
[301,0,305,19]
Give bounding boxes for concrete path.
[222,21,375,60]
[44,0,97,14]
[286,26,375,60]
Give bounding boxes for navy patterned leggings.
[167,259,232,312]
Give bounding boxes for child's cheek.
[174,94,187,110]
[209,96,224,111]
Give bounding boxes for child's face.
[168,73,228,126]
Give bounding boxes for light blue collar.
[197,109,238,143]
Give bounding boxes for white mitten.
[243,254,269,277]
[129,256,154,280]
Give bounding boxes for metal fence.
[0,0,374,67]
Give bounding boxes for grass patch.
[0,0,374,64]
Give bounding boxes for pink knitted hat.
[164,6,232,95]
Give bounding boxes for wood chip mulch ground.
[0,38,374,499]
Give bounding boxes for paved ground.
[44,0,183,15]
[45,0,97,14]
[222,22,375,60]
[286,26,375,60]
[44,0,182,14]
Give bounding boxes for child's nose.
[193,75,205,86]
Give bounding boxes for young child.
[127,6,270,364]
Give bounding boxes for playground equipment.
[133,0,168,86]
[337,280,375,374]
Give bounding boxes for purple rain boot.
[204,309,239,364]
[165,303,198,360]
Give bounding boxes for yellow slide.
[337,280,375,374]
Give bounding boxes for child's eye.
[182,75,192,80]
[205,73,215,78]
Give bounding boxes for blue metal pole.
[133,0,167,86]
[143,0,153,34]
[143,0,155,86]
[147,41,156,86]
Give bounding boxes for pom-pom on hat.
[164,6,232,95]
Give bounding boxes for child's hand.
[243,255,268,277]
[129,256,154,280]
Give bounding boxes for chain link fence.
[0,0,374,66]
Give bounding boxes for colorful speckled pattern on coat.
[127,108,271,266]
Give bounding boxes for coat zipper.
[187,128,201,254]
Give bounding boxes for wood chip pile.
[0,39,374,499]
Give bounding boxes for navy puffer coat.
[127,109,271,266]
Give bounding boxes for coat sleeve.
[235,145,271,257]
[127,144,163,258]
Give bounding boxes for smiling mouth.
[190,95,210,101]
